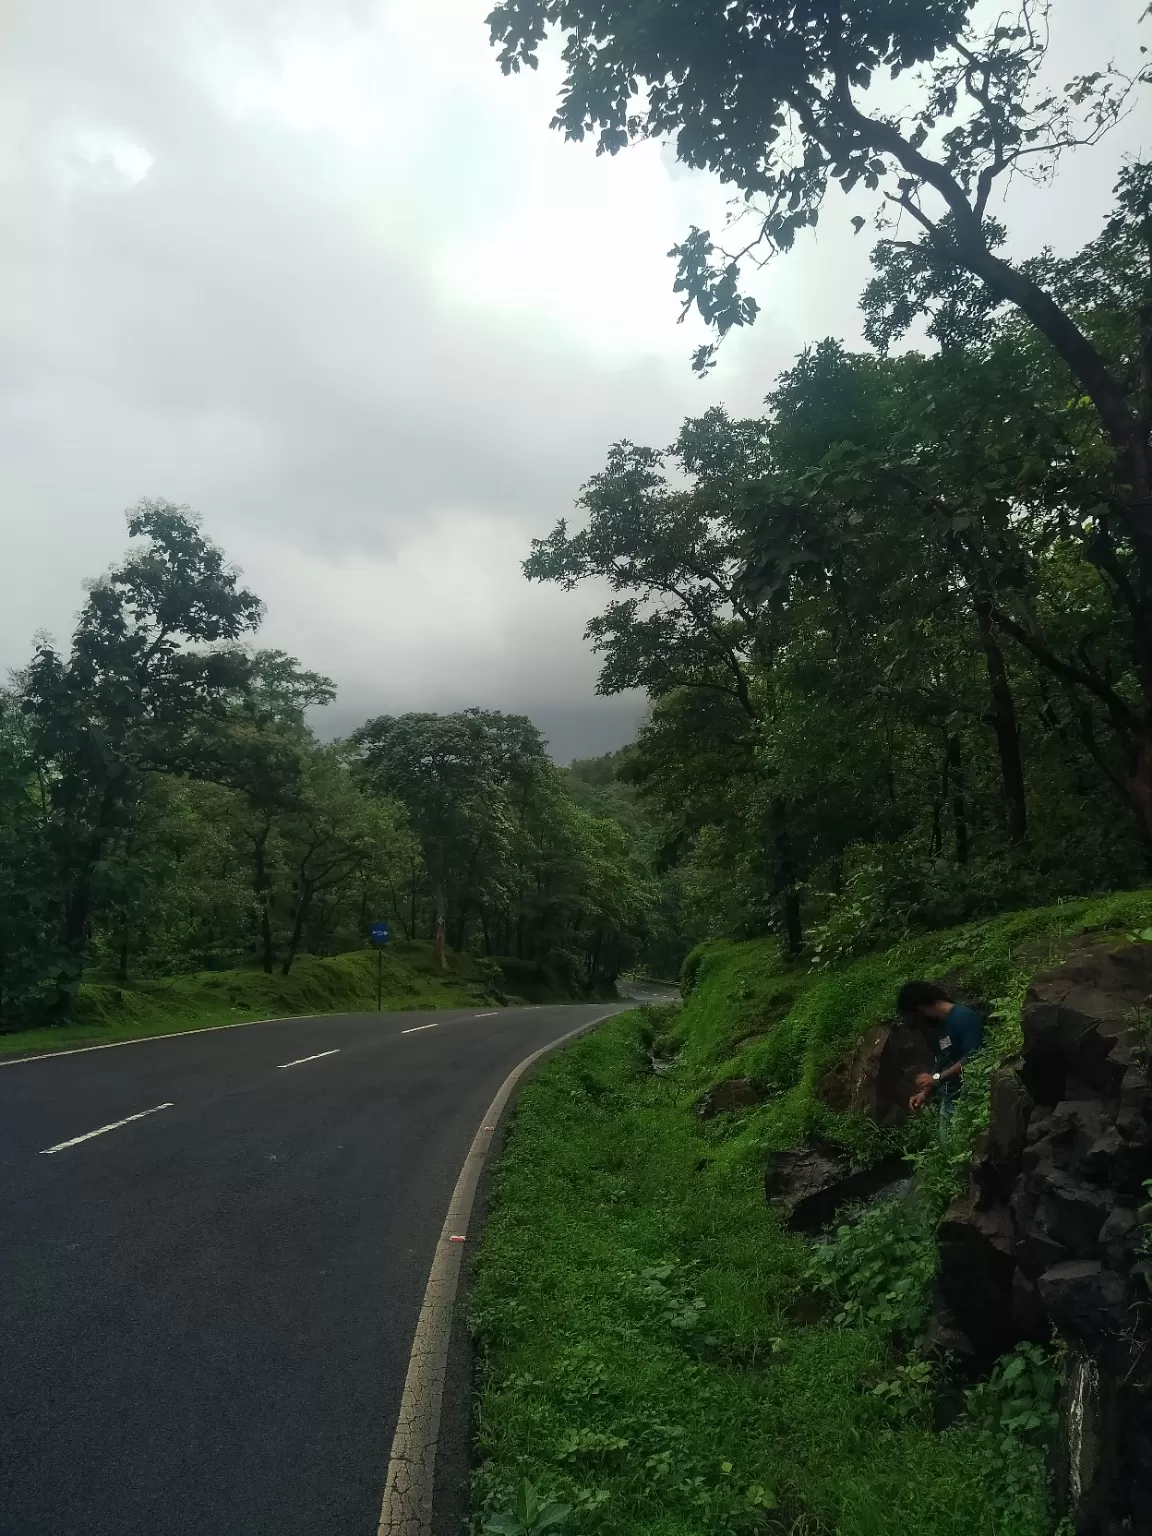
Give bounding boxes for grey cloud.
[1,0,1145,761]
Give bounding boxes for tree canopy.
[524,177,1150,959]
[0,514,672,1026]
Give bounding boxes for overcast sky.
[0,0,1146,762]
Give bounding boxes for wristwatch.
[931,1072,941,1083]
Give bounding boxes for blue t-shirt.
[932,1003,983,1096]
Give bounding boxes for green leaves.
[962,1340,1060,1491]
[489,0,1136,382]
[482,1480,572,1536]
[12,502,268,1014]
[804,1194,935,1336]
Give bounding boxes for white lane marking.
[400,1023,439,1035]
[40,1102,174,1156]
[276,1049,340,1070]
[474,1011,498,1018]
[0,1014,331,1068]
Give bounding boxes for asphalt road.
[0,1002,622,1536]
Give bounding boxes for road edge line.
[376,1009,620,1536]
[0,1005,489,1068]
[0,1013,337,1067]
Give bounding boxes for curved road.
[0,1003,623,1536]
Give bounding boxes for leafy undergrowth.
[0,941,502,1056]
[471,889,1152,1536]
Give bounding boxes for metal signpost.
[370,921,391,1011]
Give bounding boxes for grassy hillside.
[0,942,502,1058]
[470,889,1152,1536]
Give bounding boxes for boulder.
[1032,1173,1112,1260]
[816,1021,932,1125]
[1020,944,1152,1106]
[936,1195,1022,1362]
[970,1063,1032,1207]
[1037,1261,1129,1347]
[764,1142,910,1232]
[694,1076,762,1119]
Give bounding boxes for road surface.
[0,1002,622,1536]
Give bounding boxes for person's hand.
[914,1072,935,1090]
[908,1090,930,1112]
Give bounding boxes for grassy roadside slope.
[0,942,501,1058]
[470,890,1152,1536]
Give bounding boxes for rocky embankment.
[937,944,1151,1533]
[761,943,1152,1535]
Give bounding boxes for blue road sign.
[370,921,391,947]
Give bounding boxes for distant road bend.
[0,1002,624,1536]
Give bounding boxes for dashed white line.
[277,1049,340,1069]
[401,1023,439,1035]
[474,1011,498,1018]
[40,1102,174,1155]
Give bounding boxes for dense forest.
[491,0,1152,968]
[4,159,1149,1022]
[523,177,1152,967]
[0,510,670,1025]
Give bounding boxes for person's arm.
[914,1016,982,1106]
[909,1055,965,1110]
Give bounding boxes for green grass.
[0,942,502,1057]
[470,889,1152,1536]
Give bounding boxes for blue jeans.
[938,1091,958,1141]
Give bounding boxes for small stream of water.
[1066,1352,1099,1511]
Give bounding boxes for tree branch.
[988,603,1141,734]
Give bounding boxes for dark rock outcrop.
[817,1022,933,1126]
[694,1077,762,1118]
[931,943,1152,1535]
[763,1140,910,1232]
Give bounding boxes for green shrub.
[678,944,707,995]
[956,1343,1060,1516]
[0,941,501,1056]
[804,1194,937,1337]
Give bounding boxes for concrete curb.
[375,1010,618,1536]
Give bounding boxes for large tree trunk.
[975,606,1028,843]
[281,879,313,975]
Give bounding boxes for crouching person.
[897,981,984,1134]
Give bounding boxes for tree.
[352,710,549,968]
[0,693,63,1022]
[527,298,1149,955]
[276,747,413,975]
[525,411,806,951]
[489,2,1152,829]
[745,337,1033,844]
[218,650,337,973]
[19,501,263,1011]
